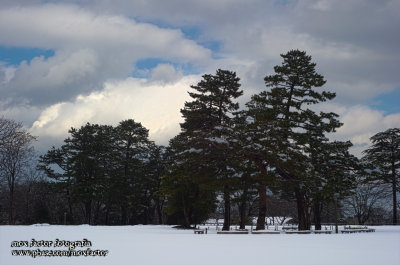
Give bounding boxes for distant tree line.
[0,50,398,228]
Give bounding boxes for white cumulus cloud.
[30,70,198,151]
[330,105,400,157]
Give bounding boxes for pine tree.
[113,119,151,224]
[308,140,358,229]
[363,128,400,224]
[245,50,341,230]
[297,110,358,229]
[40,123,114,224]
[160,134,216,228]
[62,123,114,224]
[178,69,243,230]
[39,120,161,225]
[232,160,259,229]
[146,143,167,224]
[229,110,276,230]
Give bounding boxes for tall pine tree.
[363,128,400,224]
[179,69,243,230]
[245,50,342,230]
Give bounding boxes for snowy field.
[1,225,399,265]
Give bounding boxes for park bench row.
[341,228,375,233]
[216,230,333,234]
[194,229,333,234]
[195,227,375,234]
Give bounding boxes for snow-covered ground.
[1,224,399,265]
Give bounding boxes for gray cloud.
[3,49,102,105]
[75,0,398,105]
[0,4,211,106]
[2,1,399,106]
[293,0,400,53]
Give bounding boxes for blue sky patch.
[181,26,202,40]
[371,87,400,114]
[133,58,200,78]
[135,58,171,70]
[181,26,223,58]
[0,45,54,66]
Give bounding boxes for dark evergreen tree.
[298,111,357,229]
[56,123,113,224]
[227,111,273,230]
[307,140,358,229]
[113,119,151,224]
[38,146,75,223]
[231,160,259,229]
[160,134,216,228]
[39,120,163,225]
[363,128,400,224]
[178,69,243,230]
[244,50,342,230]
[145,143,167,224]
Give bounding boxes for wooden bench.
[285,230,312,234]
[341,228,375,234]
[217,231,249,234]
[344,226,367,230]
[341,230,360,234]
[282,226,297,231]
[251,231,281,234]
[314,230,333,234]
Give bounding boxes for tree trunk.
[305,205,312,229]
[181,192,191,228]
[155,197,164,224]
[143,205,149,225]
[24,184,32,224]
[222,187,231,231]
[157,204,163,225]
[120,205,128,225]
[239,189,248,230]
[7,171,16,225]
[8,188,14,225]
[93,201,101,225]
[295,188,310,230]
[246,156,269,230]
[84,201,92,225]
[313,201,322,230]
[392,161,397,225]
[67,200,74,225]
[66,181,74,224]
[105,208,109,225]
[256,185,266,230]
[357,214,362,225]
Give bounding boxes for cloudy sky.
[0,0,399,156]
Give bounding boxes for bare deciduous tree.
[0,117,36,224]
[344,178,389,225]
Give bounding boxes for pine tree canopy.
[181,69,243,133]
[363,128,400,182]
[362,127,400,224]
